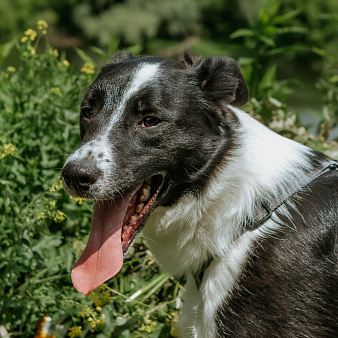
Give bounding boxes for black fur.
[75,53,248,206]
[216,169,338,337]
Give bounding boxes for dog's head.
[62,51,248,294]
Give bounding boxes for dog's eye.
[140,117,162,128]
[82,109,93,120]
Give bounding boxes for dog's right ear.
[184,52,249,107]
[106,51,135,66]
[99,51,135,75]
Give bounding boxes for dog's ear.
[107,51,135,66]
[99,51,135,75]
[181,51,201,67]
[185,52,248,107]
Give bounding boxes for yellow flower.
[50,87,62,97]
[139,319,157,333]
[63,60,70,67]
[89,285,111,306]
[37,211,46,221]
[53,210,66,223]
[7,66,16,73]
[170,312,180,337]
[27,46,36,55]
[49,179,63,192]
[78,306,91,318]
[81,62,95,74]
[37,20,48,30]
[70,196,85,205]
[87,314,105,330]
[24,28,37,41]
[49,48,59,57]
[21,36,29,43]
[68,326,82,338]
[0,143,17,160]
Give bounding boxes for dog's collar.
[249,160,338,230]
[193,160,338,291]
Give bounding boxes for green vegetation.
[0,0,337,337]
[0,24,181,337]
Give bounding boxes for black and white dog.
[62,51,338,337]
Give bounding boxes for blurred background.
[0,1,337,337]
[1,0,338,137]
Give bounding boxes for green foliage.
[231,0,309,100]
[73,0,203,48]
[0,24,180,337]
[1,2,338,335]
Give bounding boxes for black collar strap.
[194,160,338,290]
[250,160,338,229]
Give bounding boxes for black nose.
[62,162,101,194]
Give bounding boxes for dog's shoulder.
[214,164,338,337]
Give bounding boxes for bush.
[0,23,180,337]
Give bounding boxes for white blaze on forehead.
[105,62,160,129]
[124,63,160,101]
[64,63,160,176]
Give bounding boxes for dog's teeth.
[139,184,151,202]
[129,215,138,223]
[136,203,144,213]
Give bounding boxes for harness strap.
[251,160,338,229]
[193,160,338,290]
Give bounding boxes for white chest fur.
[143,107,313,337]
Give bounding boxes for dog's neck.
[143,107,323,278]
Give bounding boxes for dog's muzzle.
[62,162,102,195]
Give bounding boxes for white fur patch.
[106,63,160,128]
[65,63,160,195]
[125,63,160,101]
[143,106,314,337]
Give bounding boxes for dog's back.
[215,168,338,337]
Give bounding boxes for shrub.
[0,23,180,337]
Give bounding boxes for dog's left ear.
[185,52,248,107]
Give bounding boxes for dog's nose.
[62,162,101,193]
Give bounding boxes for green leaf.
[230,29,255,39]
[108,35,120,56]
[238,57,255,66]
[272,9,302,25]
[89,46,106,59]
[276,26,307,35]
[259,35,276,48]
[74,47,95,64]
[266,45,310,56]
[127,44,142,56]
[32,234,63,252]
[0,39,15,65]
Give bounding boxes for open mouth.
[71,174,165,295]
[121,175,164,253]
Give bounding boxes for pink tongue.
[71,193,133,294]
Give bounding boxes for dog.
[62,51,338,337]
